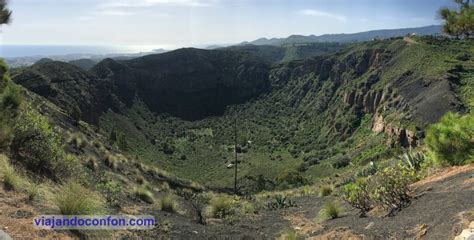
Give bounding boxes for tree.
[439,0,473,39]
[0,0,11,25]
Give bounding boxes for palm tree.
[0,0,11,25]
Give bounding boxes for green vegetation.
[275,170,308,189]
[319,185,334,197]
[97,179,122,205]
[1,161,23,191]
[159,195,178,213]
[342,161,418,215]
[11,105,78,180]
[398,151,425,171]
[0,0,11,25]
[318,201,343,221]
[426,112,474,165]
[55,182,104,215]
[278,228,300,240]
[266,195,297,210]
[342,179,372,217]
[439,0,473,39]
[134,186,155,204]
[208,195,236,219]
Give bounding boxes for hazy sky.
[0,0,456,48]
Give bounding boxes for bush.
[10,106,77,180]
[266,195,297,210]
[275,170,308,188]
[26,183,39,201]
[341,179,372,217]
[1,85,22,111]
[368,165,414,213]
[159,195,177,213]
[208,195,235,219]
[104,153,118,170]
[343,163,417,215]
[319,185,333,197]
[1,163,23,191]
[97,180,121,205]
[398,151,425,171]
[318,201,343,220]
[134,186,155,204]
[332,156,350,169]
[55,182,104,215]
[426,112,474,165]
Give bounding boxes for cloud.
[98,0,218,9]
[297,9,347,22]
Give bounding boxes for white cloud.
[297,9,347,22]
[98,0,218,9]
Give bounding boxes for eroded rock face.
[373,113,418,148]
[342,82,419,148]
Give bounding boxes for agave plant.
[398,151,425,171]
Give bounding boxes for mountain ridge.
[244,25,442,46]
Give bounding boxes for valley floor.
[1,164,473,239]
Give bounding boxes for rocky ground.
[1,164,472,239]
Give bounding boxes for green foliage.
[398,151,425,171]
[426,112,474,165]
[319,185,334,197]
[0,0,12,25]
[341,179,372,217]
[1,84,22,111]
[69,104,82,124]
[10,106,78,180]
[208,195,235,219]
[275,170,308,188]
[1,162,23,191]
[55,182,104,215]
[343,163,418,215]
[439,0,473,39]
[318,201,343,221]
[26,183,39,201]
[332,156,350,169]
[159,195,178,213]
[368,165,414,212]
[266,195,297,210]
[278,228,300,240]
[97,179,122,205]
[134,186,155,204]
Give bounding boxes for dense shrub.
[332,156,350,169]
[426,112,474,165]
[341,179,372,217]
[55,182,104,215]
[342,163,417,215]
[208,195,235,219]
[10,106,77,180]
[1,85,22,111]
[368,165,414,212]
[275,170,308,188]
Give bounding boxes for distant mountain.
[91,48,270,120]
[223,42,346,63]
[245,25,443,46]
[68,58,98,70]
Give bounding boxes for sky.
[0,0,456,49]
